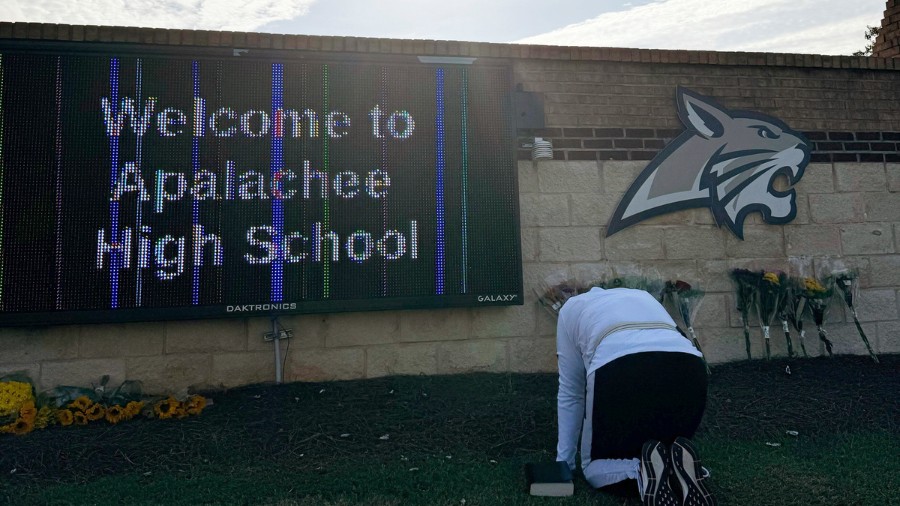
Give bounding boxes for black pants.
[590,351,708,461]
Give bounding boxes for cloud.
[1,0,318,32]
[516,0,886,55]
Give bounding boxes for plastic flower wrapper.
[801,276,834,356]
[783,277,809,357]
[534,278,588,318]
[729,268,759,360]
[756,271,786,360]
[665,280,711,374]
[828,269,879,363]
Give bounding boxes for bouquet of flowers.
[801,277,834,356]
[783,277,809,357]
[729,269,759,360]
[534,279,587,318]
[829,270,879,363]
[604,267,666,302]
[666,280,711,375]
[756,271,786,360]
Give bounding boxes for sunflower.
[73,411,88,425]
[68,396,92,412]
[19,400,37,423]
[124,401,145,419]
[84,403,106,422]
[105,405,126,424]
[57,409,74,426]
[154,397,181,420]
[11,417,34,435]
[762,272,781,285]
[185,395,207,416]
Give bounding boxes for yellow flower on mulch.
[19,400,37,423]
[57,409,74,426]
[11,417,34,435]
[105,405,126,424]
[68,396,92,412]
[185,395,207,416]
[73,411,88,425]
[84,403,106,422]
[124,401,145,420]
[0,381,33,418]
[154,397,181,420]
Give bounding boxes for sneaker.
[670,437,717,506]
[639,440,679,506]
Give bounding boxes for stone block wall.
[0,22,898,392]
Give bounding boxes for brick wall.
[1,22,898,392]
[874,0,900,58]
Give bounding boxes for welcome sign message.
[0,47,522,324]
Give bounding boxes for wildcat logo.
[607,87,810,239]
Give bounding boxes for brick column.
[873,0,900,57]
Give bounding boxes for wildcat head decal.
[606,87,810,239]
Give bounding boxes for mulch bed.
[1,354,896,486]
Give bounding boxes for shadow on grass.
[1,354,897,505]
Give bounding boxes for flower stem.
[688,327,711,376]
[762,325,771,360]
[850,311,879,364]
[817,326,834,356]
[781,320,794,358]
[742,313,752,360]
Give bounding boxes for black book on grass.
[524,461,574,497]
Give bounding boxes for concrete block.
[78,322,165,358]
[601,161,645,196]
[784,225,842,255]
[537,161,601,193]
[605,226,665,260]
[41,358,127,392]
[854,289,898,322]
[288,348,365,382]
[0,326,79,364]
[867,255,900,287]
[693,293,729,329]
[518,161,540,193]
[663,227,726,259]
[570,194,616,226]
[808,193,866,223]
[887,164,900,192]
[324,311,399,348]
[522,262,572,297]
[795,163,834,193]
[840,224,895,255]
[725,226,785,258]
[697,260,732,293]
[211,352,274,387]
[471,303,535,338]
[876,321,900,354]
[126,354,211,395]
[538,227,603,262]
[166,319,246,353]
[437,339,507,374]
[366,342,439,378]
[399,308,470,342]
[865,192,900,222]
[521,227,539,262]
[246,314,327,352]
[520,194,570,227]
[508,337,557,373]
[834,163,887,192]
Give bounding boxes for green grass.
[1,355,897,505]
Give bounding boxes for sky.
[0,0,887,56]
